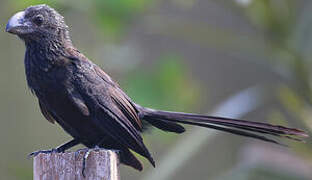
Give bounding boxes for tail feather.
[120,148,143,171]
[145,117,185,133]
[164,118,285,145]
[142,108,308,143]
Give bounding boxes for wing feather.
[39,100,55,124]
[94,66,142,130]
[70,59,154,165]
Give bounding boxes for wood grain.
[33,150,119,180]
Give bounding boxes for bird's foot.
[28,148,61,159]
[74,147,89,157]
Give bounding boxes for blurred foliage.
[123,55,201,111]
[93,0,154,38]
[242,0,312,133]
[247,167,310,180]
[243,0,312,104]
[246,0,295,41]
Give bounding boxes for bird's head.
[6,4,70,43]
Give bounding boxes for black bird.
[6,4,308,171]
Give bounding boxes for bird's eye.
[33,15,44,26]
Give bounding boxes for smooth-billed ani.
[6,4,309,171]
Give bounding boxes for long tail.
[140,108,309,145]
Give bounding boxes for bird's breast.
[25,58,72,94]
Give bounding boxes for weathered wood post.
[33,150,119,180]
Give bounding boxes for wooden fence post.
[33,150,119,180]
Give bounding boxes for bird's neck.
[24,28,73,61]
[24,36,74,92]
[24,33,73,66]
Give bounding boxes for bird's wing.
[67,90,90,116]
[94,66,142,130]
[69,57,154,165]
[39,100,55,124]
[67,49,142,129]
[94,102,154,165]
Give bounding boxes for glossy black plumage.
[6,4,308,171]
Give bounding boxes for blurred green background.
[1,0,312,179]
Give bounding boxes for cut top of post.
[33,150,120,180]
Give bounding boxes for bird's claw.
[74,148,88,157]
[28,148,60,159]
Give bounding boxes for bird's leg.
[28,139,80,158]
